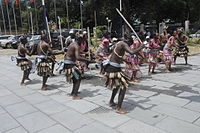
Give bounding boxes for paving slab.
[17,112,56,133]
[0,94,24,107]
[194,117,200,127]
[35,100,68,115]
[36,124,72,133]
[51,110,94,130]
[126,107,167,126]
[86,108,131,128]
[131,90,158,98]
[12,87,36,97]
[0,88,12,97]
[4,127,28,133]
[151,103,200,123]
[0,113,19,132]
[23,93,51,105]
[150,94,190,107]
[156,117,200,133]
[117,119,167,133]
[75,122,119,133]
[64,99,99,114]
[0,106,6,114]
[5,102,38,118]
[184,101,200,113]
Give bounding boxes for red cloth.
[30,0,35,3]
[16,0,19,7]
[4,0,9,4]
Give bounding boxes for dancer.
[36,35,63,90]
[60,36,95,99]
[163,31,178,72]
[148,34,160,75]
[103,36,144,114]
[13,36,33,86]
[174,31,189,64]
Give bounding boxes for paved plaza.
[1,53,200,133]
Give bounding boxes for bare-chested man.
[174,31,189,65]
[103,36,144,114]
[36,35,63,90]
[61,36,95,100]
[14,36,33,86]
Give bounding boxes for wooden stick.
[87,27,91,60]
[116,8,143,44]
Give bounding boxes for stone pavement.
[0,54,200,133]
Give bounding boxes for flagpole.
[42,0,47,31]
[58,16,63,50]
[19,0,23,28]
[42,0,52,44]
[65,0,69,29]
[12,3,18,35]
[0,3,6,34]
[80,0,83,29]
[26,5,30,33]
[30,12,34,35]
[53,0,57,24]
[34,1,39,33]
[6,2,12,35]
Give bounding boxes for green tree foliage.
[0,0,199,33]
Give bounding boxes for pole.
[1,4,6,34]
[54,0,57,24]
[0,26,2,35]
[46,17,52,44]
[80,0,83,29]
[34,1,39,33]
[94,10,97,27]
[116,8,143,44]
[87,27,91,60]
[12,4,18,35]
[26,6,30,33]
[19,0,23,28]
[58,16,63,50]
[120,0,122,11]
[66,0,70,29]
[30,12,34,35]
[6,3,12,35]
[109,22,112,33]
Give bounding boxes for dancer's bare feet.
[133,79,140,83]
[20,83,26,86]
[72,96,82,100]
[165,69,171,73]
[41,87,49,91]
[116,108,128,114]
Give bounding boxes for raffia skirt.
[104,65,129,90]
[17,59,32,71]
[63,64,82,83]
[37,60,52,77]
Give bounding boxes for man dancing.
[60,36,95,99]
[36,35,63,90]
[14,36,33,86]
[174,31,189,65]
[103,36,144,114]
